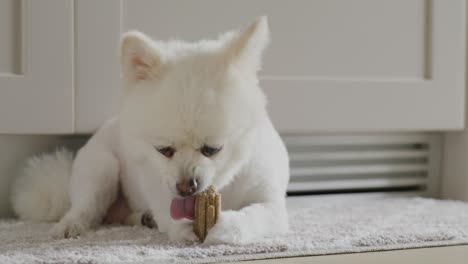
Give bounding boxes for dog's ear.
[221,16,270,73]
[121,31,162,82]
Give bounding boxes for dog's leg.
[205,140,289,245]
[51,145,119,238]
[168,219,199,242]
[122,211,157,229]
[204,199,288,245]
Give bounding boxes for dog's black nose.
[176,178,198,197]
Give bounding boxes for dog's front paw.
[204,211,247,245]
[168,221,198,243]
[50,218,87,239]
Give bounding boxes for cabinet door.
[0,0,73,134]
[75,0,465,133]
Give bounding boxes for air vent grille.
[283,134,441,196]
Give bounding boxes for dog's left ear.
[222,16,270,73]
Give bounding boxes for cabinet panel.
[74,1,122,133]
[0,0,74,134]
[124,0,427,79]
[76,0,465,133]
[0,0,21,75]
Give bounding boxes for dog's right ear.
[121,31,162,82]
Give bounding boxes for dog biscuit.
[193,186,220,241]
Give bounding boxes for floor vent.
[283,134,441,197]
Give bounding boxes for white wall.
[442,132,468,201]
[441,65,468,201]
[441,9,468,201]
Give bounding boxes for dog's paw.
[204,211,247,245]
[141,211,157,229]
[168,221,198,243]
[50,219,86,239]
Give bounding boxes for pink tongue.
[170,196,195,220]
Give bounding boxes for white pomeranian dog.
[10,16,289,244]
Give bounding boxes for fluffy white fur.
[11,17,290,244]
[11,149,73,222]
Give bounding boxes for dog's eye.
[156,146,175,158]
[200,145,222,157]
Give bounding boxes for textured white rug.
[1,195,468,264]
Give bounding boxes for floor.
[223,245,468,264]
[225,193,468,264]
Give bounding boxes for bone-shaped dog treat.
[193,186,221,242]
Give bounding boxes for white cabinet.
[0,0,73,134]
[0,1,464,134]
[74,1,122,134]
[75,0,466,133]
[34,1,464,134]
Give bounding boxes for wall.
[442,130,468,201]
[441,43,468,201]
[441,8,468,201]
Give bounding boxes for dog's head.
[119,17,269,197]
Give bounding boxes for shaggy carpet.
[1,195,468,263]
